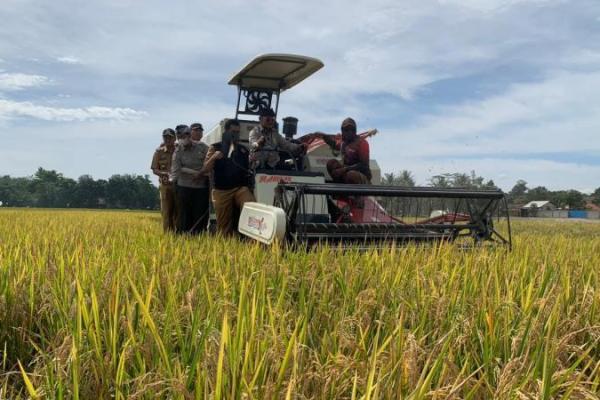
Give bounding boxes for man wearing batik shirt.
[151,128,177,232]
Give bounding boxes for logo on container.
[248,216,266,234]
[258,175,293,184]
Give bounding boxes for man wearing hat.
[171,124,191,227]
[151,128,177,232]
[315,117,372,184]
[175,124,190,145]
[249,108,306,169]
[171,126,210,235]
[190,122,204,143]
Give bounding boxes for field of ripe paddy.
[0,209,599,399]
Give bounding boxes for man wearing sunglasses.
[249,108,306,170]
[316,117,372,184]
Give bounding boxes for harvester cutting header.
[202,54,512,248]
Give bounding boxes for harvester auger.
[272,183,512,249]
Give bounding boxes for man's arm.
[322,134,340,150]
[150,150,166,177]
[309,132,340,150]
[171,149,181,182]
[180,146,205,176]
[275,131,302,153]
[249,128,265,150]
[198,145,223,175]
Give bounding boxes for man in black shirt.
[200,119,255,236]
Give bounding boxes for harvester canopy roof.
[228,54,324,91]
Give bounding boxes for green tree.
[30,168,76,208]
[396,170,416,187]
[509,180,528,197]
[72,175,107,208]
[383,170,415,186]
[593,187,600,206]
[526,186,550,202]
[0,176,34,206]
[0,170,158,210]
[106,174,158,209]
[565,190,585,209]
[429,171,496,189]
[429,174,451,188]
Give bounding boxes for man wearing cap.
[248,108,306,170]
[199,119,255,236]
[151,128,177,232]
[175,124,189,146]
[315,117,372,184]
[171,126,210,235]
[190,122,204,143]
[172,124,190,227]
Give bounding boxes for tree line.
[0,168,159,209]
[1,167,598,210]
[383,170,600,209]
[506,179,600,209]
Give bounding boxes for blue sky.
[1,0,599,192]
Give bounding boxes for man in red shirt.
[315,118,371,184]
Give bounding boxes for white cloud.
[56,56,82,64]
[0,72,50,91]
[367,68,600,191]
[0,0,598,190]
[374,70,600,160]
[438,0,558,13]
[0,0,584,96]
[0,99,146,122]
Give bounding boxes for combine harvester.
[203,54,512,248]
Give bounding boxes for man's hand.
[256,136,266,147]
[331,167,345,180]
[192,171,205,182]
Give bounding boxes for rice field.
[0,209,599,399]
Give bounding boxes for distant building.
[522,201,556,211]
[585,201,600,212]
[521,200,556,217]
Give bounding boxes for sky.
[0,0,599,192]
